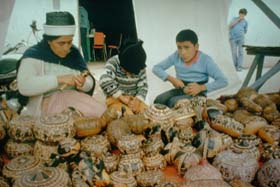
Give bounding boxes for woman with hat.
[17,11,106,117]
[99,39,148,114]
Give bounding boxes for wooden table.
[241,45,280,91]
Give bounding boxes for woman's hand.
[74,74,86,89]
[57,74,86,89]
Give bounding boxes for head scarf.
[21,11,86,71]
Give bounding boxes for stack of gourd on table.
[0,86,279,187]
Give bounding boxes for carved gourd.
[258,125,280,145]
[4,139,34,158]
[2,155,41,182]
[33,113,75,143]
[8,115,36,142]
[0,122,6,141]
[235,134,261,147]
[192,128,233,158]
[13,167,72,187]
[33,140,58,164]
[230,141,260,160]
[143,153,166,170]
[117,134,144,154]
[74,117,102,137]
[257,158,280,187]
[211,114,244,137]
[106,118,131,146]
[0,177,9,187]
[233,110,268,135]
[236,87,262,113]
[173,145,201,175]
[58,137,80,158]
[144,104,174,130]
[155,180,180,187]
[136,170,164,187]
[142,135,164,156]
[213,149,259,182]
[184,180,231,187]
[260,143,280,161]
[110,171,137,187]
[118,153,144,176]
[81,135,110,158]
[124,113,152,134]
[102,152,119,173]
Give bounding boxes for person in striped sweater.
[99,40,148,114]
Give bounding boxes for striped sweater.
[99,56,148,101]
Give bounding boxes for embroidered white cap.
[43,11,76,36]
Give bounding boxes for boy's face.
[121,67,132,76]
[239,13,246,19]
[176,41,198,63]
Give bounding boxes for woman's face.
[176,41,198,63]
[48,36,73,58]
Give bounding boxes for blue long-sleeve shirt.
[152,51,228,93]
[229,17,248,40]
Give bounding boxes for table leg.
[250,61,280,91]
[255,55,264,81]
[242,54,263,87]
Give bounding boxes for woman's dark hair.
[43,34,60,41]
[176,29,198,45]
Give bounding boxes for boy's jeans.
[230,37,244,70]
[154,88,207,108]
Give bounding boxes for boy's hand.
[128,97,141,113]
[184,83,206,96]
[168,76,185,88]
[119,95,132,105]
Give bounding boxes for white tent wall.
[134,0,280,103]
[1,0,279,102]
[3,0,79,54]
[134,0,238,102]
[228,0,280,68]
[0,0,15,57]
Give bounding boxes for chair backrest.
[93,32,105,46]
[118,34,123,47]
[108,34,123,48]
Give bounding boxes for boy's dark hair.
[239,8,247,15]
[176,29,198,45]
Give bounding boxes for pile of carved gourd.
[0,87,279,187]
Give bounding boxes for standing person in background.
[99,40,148,114]
[153,29,228,108]
[229,8,248,72]
[17,11,106,117]
[79,5,91,63]
[89,21,95,58]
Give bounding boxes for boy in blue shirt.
[153,29,228,108]
[229,8,248,71]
